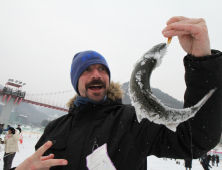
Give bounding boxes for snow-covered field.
[0,133,221,170]
[147,157,221,170]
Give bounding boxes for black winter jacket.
[35,50,222,170]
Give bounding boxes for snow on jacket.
[35,50,222,170]
[4,134,20,153]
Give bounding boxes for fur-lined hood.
[67,81,124,108]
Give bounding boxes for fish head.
[149,43,168,57]
[146,43,168,68]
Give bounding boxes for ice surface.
[147,156,222,170]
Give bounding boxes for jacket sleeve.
[129,50,222,159]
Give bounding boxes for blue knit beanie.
[70,50,110,96]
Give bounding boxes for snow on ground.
[0,133,221,170]
[0,133,40,170]
[147,156,221,170]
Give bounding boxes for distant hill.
[37,106,67,117]
[121,82,183,109]
[14,102,48,123]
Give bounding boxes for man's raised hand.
[162,16,211,57]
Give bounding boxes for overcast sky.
[0,0,222,101]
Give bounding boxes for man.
[16,125,22,134]
[211,154,215,166]
[15,16,222,170]
[216,154,219,167]
[0,124,3,136]
[207,154,212,165]
[201,154,212,170]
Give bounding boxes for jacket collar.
[68,98,123,119]
[67,81,124,108]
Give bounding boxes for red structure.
[0,80,72,112]
[0,81,25,105]
[22,99,68,112]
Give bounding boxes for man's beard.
[84,79,107,102]
[85,89,107,102]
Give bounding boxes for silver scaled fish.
[129,43,216,131]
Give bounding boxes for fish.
[129,43,216,131]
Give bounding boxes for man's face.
[78,64,109,102]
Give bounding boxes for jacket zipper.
[92,137,99,152]
[79,109,94,169]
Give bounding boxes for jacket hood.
[66,81,124,108]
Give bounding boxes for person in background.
[0,124,3,136]
[16,125,21,134]
[184,159,192,170]
[3,125,10,132]
[1,127,20,170]
[207,154,212,165]
[201,154,212,170]
[211,154,215,166]
[215,154,219,167]
[176,159,181,165]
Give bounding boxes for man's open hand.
[15,141,68,170]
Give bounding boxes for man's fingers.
[163,30,189,38]
[163,21,203,32]
[164,18,206,34]
[166,16,205,25]
[38,159,68,168]
[174,18,205,26]
[34,141,53,159]
[41,154,54,161]
[163,24,203,37]
[166,16,189,25]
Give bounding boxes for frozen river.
[0,133,221,170]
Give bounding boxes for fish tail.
[191,88,217,114]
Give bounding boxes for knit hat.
[70,50,110,96]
